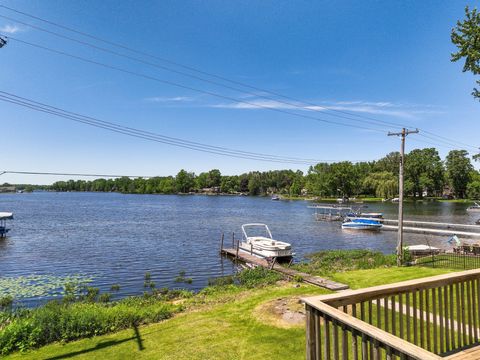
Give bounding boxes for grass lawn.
[6,266,455,360]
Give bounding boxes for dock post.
[250,243,253,255]
[232,232,235,248]
[220,233,224,253]
[236,239,240,259]
[269,257,277,270]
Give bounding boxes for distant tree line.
[50,148,480,199]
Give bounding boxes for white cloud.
[0,24,22,34]
[145,96,196,103]
[211,98,442,119]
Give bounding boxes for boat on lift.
[467,202,480,213]
[346,211,384,219]
[0,212,13,238]
[240,223,294,259]
[342,218,383,230]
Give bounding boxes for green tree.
[451,6,480,100]
[195,172,209,190]
[374,152,400,174]
[445,150,474,198]
[405,148,444,197]
[207,169,222,188]
[175,170,195,193]
[363,171,398,199]
[305,163,331,197]
[289,179,302,196]
[328,161,359,197]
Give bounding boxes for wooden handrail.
[307,301,442,360]
[303,268,480,308]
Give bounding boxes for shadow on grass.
[45,324,145,359]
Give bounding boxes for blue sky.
[0,0,479,184]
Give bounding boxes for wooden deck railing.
[303,269,480,359]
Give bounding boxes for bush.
[207,275,235,286]
[0,297,178,355]
[235,267,282,288]
[294,249,397,275]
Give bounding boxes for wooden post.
[232,232,235,248]
[270,256,277,270]
[220,233,224,253]
[235,239,240,259]
[250,243,253,255]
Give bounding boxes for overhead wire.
[0,171,152,178]
[0,4,478,152]
[1,34,392,135]
[0,5,408,130]
[0,12,409,132]
[0,91,374,165]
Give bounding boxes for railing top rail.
[306,301,442,360]
[303,268,480,308]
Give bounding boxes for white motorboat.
[0,212,13,238]
[467,202,480,212]
[240,223,294,259]
[342,218,383,230]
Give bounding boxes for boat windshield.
[241,223,273,240]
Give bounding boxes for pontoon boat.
[240,223,294,259]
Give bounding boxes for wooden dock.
[220,247,349,291]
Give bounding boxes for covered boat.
[0,212,13,238]
[342,218,383,230]
[467,202,480,212]
[240,223,294,259]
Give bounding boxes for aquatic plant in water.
[0,274,93,300]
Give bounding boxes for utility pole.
[388,128,419,266]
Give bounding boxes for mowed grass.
[5,266,454,360]
[330,266,455,289]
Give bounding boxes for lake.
[0,192,477,304]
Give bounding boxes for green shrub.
[0,296,13,310]
[235,267,282,288]
[294,249,397,275]
[207,275,235,286]
[0,297,178,355]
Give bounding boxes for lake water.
[0,192,477,304]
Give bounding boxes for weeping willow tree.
[363,171,398,199]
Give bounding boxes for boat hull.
[239,242,293,258]
[342,223,383,230]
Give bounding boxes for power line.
[0,5,406,130]
[2,36,471,154]
[1,4,477,151]
[0,171,151,178]
[0,91,322,163]
[2,35,390,135]
[0,90,373,165]
[0,13,408,131]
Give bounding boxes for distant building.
[0,185,16,193]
